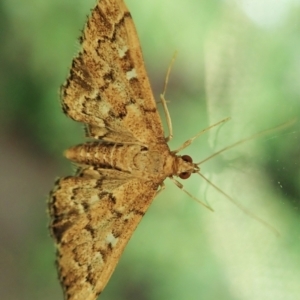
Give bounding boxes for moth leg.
[160,93,173,143]
[155,182,166,197]
[159,53,178,142]
[169,177,213,211]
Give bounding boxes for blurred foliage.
[1,0,300,300]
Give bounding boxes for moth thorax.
[133,150,165,174]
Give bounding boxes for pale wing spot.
[117,45,128,58]
[126,68,137,80]
[126,103,143,116]
[123,212,134,221]
[90,89,100,98]
[94,251,103,263]
[94,118,105,128]
[98,101,112,117]
[76,205,86,214]
[116,206,126,213]
[90,194,100,204]
[105,233,119,248]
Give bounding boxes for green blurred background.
[1,0,300,299]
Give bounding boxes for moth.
[49,0,289,299]
[49,0,209,299]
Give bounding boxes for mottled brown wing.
[61,0,165,145]
[49,167,158,300]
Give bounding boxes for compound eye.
[182,155,193,163]
[179,172,191,179]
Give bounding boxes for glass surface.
[0,0,299,299]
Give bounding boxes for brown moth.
[48,0,293,299]
[49,0,210,299]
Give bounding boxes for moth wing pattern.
[49,167,158,300]
[61,0,165,145]
[50,0,172,298]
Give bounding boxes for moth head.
[176,155,199,179]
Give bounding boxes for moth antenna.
[197,172,280,237]
[160,51,178,142]
[169,177,214,211]
[197,118,297,165]
[173,117,230,154]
